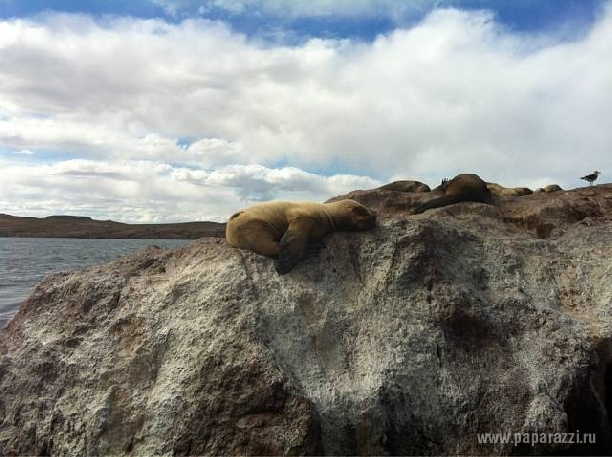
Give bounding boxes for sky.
[1,0,611,223]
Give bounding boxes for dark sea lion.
[413,173,492,214]
[377,180,431,193]
[226,200,376,274]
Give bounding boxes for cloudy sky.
[1,0,611,223]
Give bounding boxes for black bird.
[580,170,601,186]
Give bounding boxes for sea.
[0,238,192,327]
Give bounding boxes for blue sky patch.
[1,0,607,41]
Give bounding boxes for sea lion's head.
[329,199,376,231]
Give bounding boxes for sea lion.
[226,199,376,274]
[536,184,563,194]
[485,182,505,196]
[486,182,533,196]
[544,184,563,193]
[512,187,533,196]
[413,174,492,214]
[377,180,431,193]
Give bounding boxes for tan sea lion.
[413,174,492,214]
[485,182,505,196]
[544,184,563,193]
[512,187,533,196]
[486,182,533,196]
[226,200,376,274]
[536,184,563,193]
[377,180,431,193]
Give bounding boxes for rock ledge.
[1,185,612,455]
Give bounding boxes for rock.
[0,243,320,456]
[500,185,609,239]
[339,182,610,240]
[327,180,430,217]
[2,185,612,455]
[327,188,424,215]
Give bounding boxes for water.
[0,238,192,326]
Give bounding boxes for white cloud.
[0,158,380,222]
[174,164,379,200]
[1,4,612,221]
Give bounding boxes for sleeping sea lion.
[226,199,376,274]
[511,187,533,196]
[487,182,533,196]
[544,184,563,193]
[377,180,431,193]
[413,173,492,214]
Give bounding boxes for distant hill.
[0,214,225,239]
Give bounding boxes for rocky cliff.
[1,184,612,455]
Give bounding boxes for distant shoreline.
[0,214,226,239]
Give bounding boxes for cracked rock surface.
[1,184,612,455]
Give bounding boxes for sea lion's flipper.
[412,195,456,215]
[276,219,314,274]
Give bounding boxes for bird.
[580,171,601,186]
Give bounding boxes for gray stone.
[2,185,612,455]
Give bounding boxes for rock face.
[2,184,612,455]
